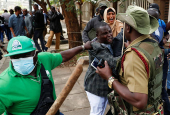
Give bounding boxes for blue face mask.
[11,52,36,75]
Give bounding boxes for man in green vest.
[96,5,164,114]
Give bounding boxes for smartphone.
[91,57,99,70]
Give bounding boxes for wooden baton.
[46,59,84,115]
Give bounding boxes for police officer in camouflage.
[96,6,164,115]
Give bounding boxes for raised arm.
[48,12,57,21]
[60,41,92,62]
[82,19,94,43]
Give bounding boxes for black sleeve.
[82,18,94,43]
[112,29,124,57]
[34,12,41,22]
[48,12,57,21]
[58,13,64,20]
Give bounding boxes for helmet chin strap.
[33,50,38,66]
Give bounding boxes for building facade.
[0,0,29,11]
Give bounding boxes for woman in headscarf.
[104,7,123,37]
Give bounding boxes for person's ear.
[126,24,131,33]
[33,51,39,65]
[96,31,99,37]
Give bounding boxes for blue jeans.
[33,29,45,51]
[4,25,12,40]
[166,48,170,90]
[162,49,170,115]
[167,59,170,89]
[0,25,5,42]
[0,31,3,42]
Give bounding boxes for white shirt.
[1,12,10,25]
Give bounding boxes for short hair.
[4,10,8,13]
[51,6,55,10]
[14,6,21,12]
[9,9,14,14]
[23,8,27,11]
[34,4,38,8]
[9,9,14,12]
[96,22,109,34]
[107,9,114,13]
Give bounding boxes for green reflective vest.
[108,38,164,115]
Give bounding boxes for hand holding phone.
[91,58,105,70]
[91,58,99,70]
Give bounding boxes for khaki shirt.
[119,35,150,111]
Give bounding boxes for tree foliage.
[33,0,50,13]
[33,0,125,13]
[33,0,126,48]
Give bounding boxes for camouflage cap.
[116,5,159,35]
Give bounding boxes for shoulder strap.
[30,64,51,115]
[132,38,157,47]
[121,38,156,78]
[40,64,48,79]
[131,48,149,77]
[121,48,149,77]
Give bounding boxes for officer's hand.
[96,61,112,80]
[84,41,92,50]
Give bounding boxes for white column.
[168,0,170,22]
[0,0,1,10]
[29,0,32,12]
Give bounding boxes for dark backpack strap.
[40,64,48,79]
[31,64,60,115]
[30,64,48,114]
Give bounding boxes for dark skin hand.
[96,61,148,110]
[60,41,92,62]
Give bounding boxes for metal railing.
[118,0,153,12]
